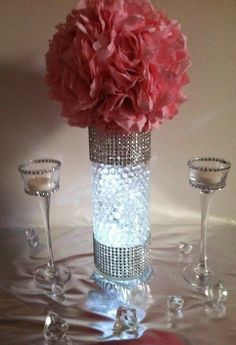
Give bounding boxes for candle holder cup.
[183,157,231,288]
[18,159,71,289]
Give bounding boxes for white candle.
[27,176,55,192]
[191,170,223,185]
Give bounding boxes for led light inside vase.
[92,163,150,247]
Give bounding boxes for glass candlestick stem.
[194,191,213,279]
[38,195,56,277]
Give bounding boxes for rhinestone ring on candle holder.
[183,157,231,288]
[18,159,71,289]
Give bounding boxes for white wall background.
[0,0,235,229]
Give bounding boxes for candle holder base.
[34,264,71,289]
[183,264,220,289]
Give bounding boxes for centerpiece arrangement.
[45,0,190,288]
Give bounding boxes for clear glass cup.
[18,159,71,289]
[183,157,231,288]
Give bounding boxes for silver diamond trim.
[93,236,151,279]
[18,158,61,175]
[189,181,224,192]
[89,128,151,165]
[187,157,231,172]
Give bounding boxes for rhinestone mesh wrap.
[89,127,151,280]
[89,127,151,165]
[93,236,151,279]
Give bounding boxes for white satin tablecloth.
[0,224,235,345]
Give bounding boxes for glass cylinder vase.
[89,127,151,289]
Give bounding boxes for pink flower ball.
[46,0,191,133]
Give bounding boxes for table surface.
[0,224,235,345]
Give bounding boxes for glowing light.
[92,162,150,247]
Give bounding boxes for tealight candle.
[27,176,55,192]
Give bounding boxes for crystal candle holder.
[18,159,71,289]
[183,157,231,288]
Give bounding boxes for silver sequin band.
[89,127,151,165]
[93,236,151,279]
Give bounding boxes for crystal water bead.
[25,228,39,248]
[179,242,193,255]
[92,163,150,247]
[113,306,138,337]
[44,311,69,343]
[167,295,184,313]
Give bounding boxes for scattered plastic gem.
[113,306,138,338]
[205,282,228,308]
[25,228,39,248]
[167,295,184,313]
[205,303,226,318]
[44,311,69,342]
[179,242,193,255]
